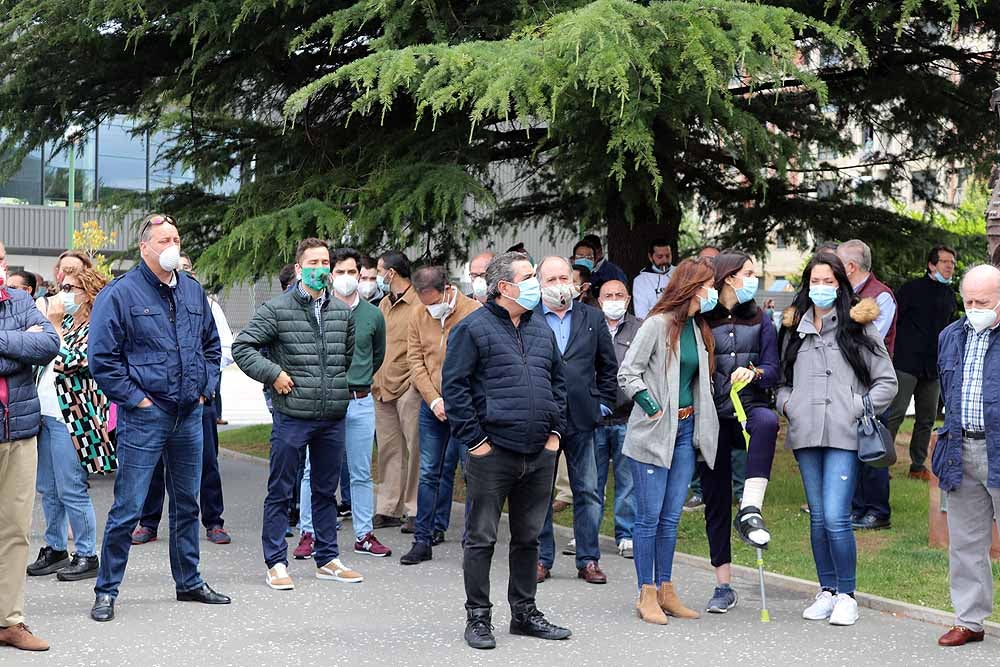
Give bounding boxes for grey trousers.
[886,370,940,471]
[946,437,1000,632]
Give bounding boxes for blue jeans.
[539,430,603,569]
[302,396,375,540]
[96,404,206,597]
[594,423,634,542]
[36,416,98,557]
[434,437,466,533]
[415,402,456,545]
[630,417,696,588]
[266,412,345,567]
[795,446,860,594]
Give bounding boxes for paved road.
[21,453,994,667]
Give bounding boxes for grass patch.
[217,419,999,620]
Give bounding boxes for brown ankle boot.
[636,584,668,624]
[657,582,701,619]
[0,623,49,651]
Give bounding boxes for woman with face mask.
[776,253,896,627]
[697,252,780,614]
[27,266,114,583]
[617,258,720,625]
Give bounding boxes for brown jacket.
[407,290,481,407]
[372,286,420,401]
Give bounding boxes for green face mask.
[301,266,331,291]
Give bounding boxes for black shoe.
[852,513,891,530]
[465,609,496,649]
[400,541,432,565]
[337,502,352,519]
[510,607,571,641]
[733,505,770,549]
[56,554,99,581]
[400,517,416,534]
[91,594,115,622]
[373,514,402,529]
[431,530,446,546]
[176,583,232,604]
[26,546,71,576]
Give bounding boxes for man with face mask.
[87,214,228,622]
[358,255,383,304]
[233,238,359,591]
[934,264,1000,648]
[372,251,422,531]
[534,256,618,585]
[399,266,480,564]
[467,251,494,304]
[633,239,674,319]
[594,280,641,559]
[442,251,570,649]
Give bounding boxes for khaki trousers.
[374,386,422,518]
[554,455,573,505]
[0,438,37,627]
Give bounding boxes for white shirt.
[37,359,62,419]
[209,298,234,369]
[632,266,673,319]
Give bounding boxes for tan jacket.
[408,290,481,407]
[372,286,420,401]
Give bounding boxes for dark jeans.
[96,404,206,598]
[887,369,940,471]
[463,445,557,613]
[434,436,466,533]
[851,411,892,521]
[700,409,778,567]
[263,412,345,568]
[539,430,603,569]
[139,400,225,530]
[414,402,455,545]
[594,424,634,542]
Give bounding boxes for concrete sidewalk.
[21,453,995,666]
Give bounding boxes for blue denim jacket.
[933,318,1000,491]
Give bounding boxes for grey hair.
[960,264,1000,296]
[486,251,530,298]
[536,255,573,278]
[412,265,447,293]
[837,239,872,272]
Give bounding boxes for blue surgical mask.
[376,270,391,293]
[60,290,80,316]
[809,285,838,309]
[735,276,759,304]
[699,287,719,313]
[511,276,541,311]
[574,257,595,272]
[932,271,950,285]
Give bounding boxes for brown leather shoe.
[909,469,931,481]
[938,626,985,646]
[551,500,571,513]
[536,563,551,584]
[657,582,701,618]
[577,561,607,584]
[0,623,49,651]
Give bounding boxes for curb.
[220,446,269,467]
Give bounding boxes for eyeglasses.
[59,284,84,293]
[139,214,176,239]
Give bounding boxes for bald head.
[961,264,1000,329]
[599,280,628,299]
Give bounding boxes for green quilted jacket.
[233,287,355,420]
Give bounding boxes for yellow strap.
[729,380,751,449]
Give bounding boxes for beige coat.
[407,290,481,406]
[617,313,719,470]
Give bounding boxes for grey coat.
[617,314,719,470]
[775,300,897,451]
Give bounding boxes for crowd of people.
[0,217,997,653]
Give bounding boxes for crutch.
[730,381,770,623]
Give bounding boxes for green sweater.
[347,298,386,391]
[678,318,698,408]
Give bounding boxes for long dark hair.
[712,251,758,318]
[649,257,716,372]
[779,252,878,387]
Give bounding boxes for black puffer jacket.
[703,300,780,418]
[233,286,354,420]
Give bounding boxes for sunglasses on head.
[140,214,176,239]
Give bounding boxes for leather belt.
[677,407,695,420]
[962,429,986,440]
[351,390,370,400]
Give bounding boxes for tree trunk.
[605,186,682,281]
[988,165,1000,267]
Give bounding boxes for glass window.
[44,130,97,205]
[0,147,43,205]
[149,132,194,190]
[97,117,148,199]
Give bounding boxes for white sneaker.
[561,538,576,555]
[617,539,633,559]
[802,590,835,620]
[316,558,364,583]
[266,563,294,590]
[829,593,859,626]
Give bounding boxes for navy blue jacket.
[0,287,60,442]
[535,301,618,435]
[88,262,221,413]
[934,318,1000,492]
[443,301,566,453]
[705,301,780,418]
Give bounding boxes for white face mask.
[154,244,181,272]
[332,274,359,297]
[472,276,488,299]
[358,280,378,299]
[426,288,457,320]
[601,300,628,321]
[541,284,573,309]
[967,303,1000,333]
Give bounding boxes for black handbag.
[857,394,896,468]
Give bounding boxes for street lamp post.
[64,124,84,249]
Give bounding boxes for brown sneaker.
[266,563,295,590]
[0,623,49,651]
[577,561,607,584]
[317,558,364,583]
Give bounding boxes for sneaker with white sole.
[266,563,294,590]
[316,558,364,583]
[561,538,576,556]
[802,590,836,620]
[617,539,633,559]
[828,593,859,626]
